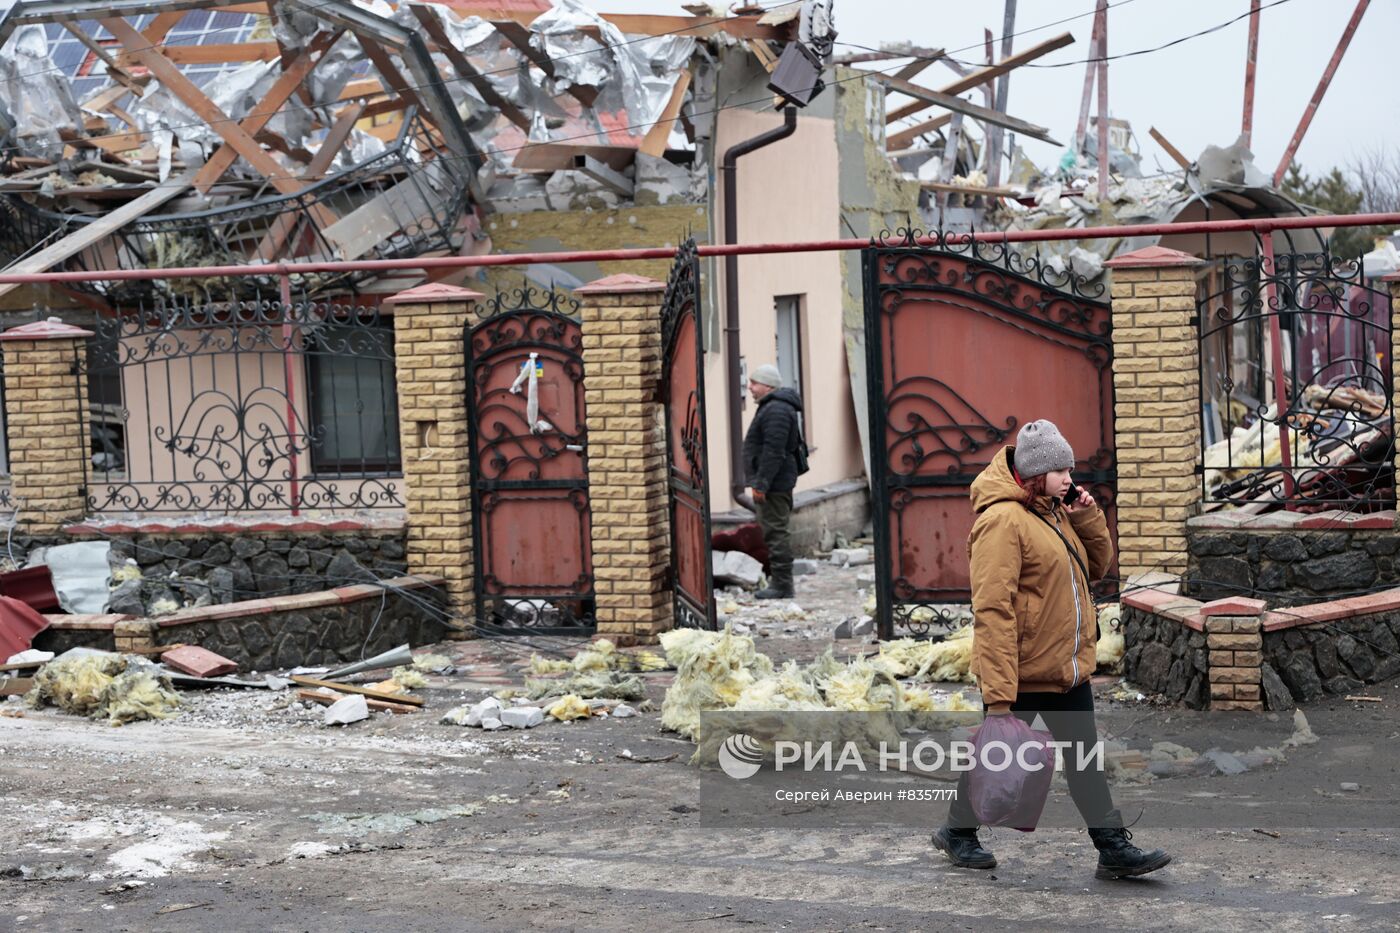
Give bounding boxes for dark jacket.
[742,387,804,494]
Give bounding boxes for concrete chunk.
[500,706,545,729]
[830,548,872,567]
[323,694,369,726]
[714,550,763,588]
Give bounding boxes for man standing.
[742,364,804,600]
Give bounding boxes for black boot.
[754,584,793,600]
[931,826,997,869]
[1088,820,1171,880]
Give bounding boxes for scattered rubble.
[322,693,369,726]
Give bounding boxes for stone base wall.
[712,478,871,557]
[1263,613,1400,704]
[1185,514,1399,607]
[1121,606,1209,708]
[105,531,408,610]
[32,580,445,670]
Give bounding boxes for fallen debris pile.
[27,651,180,726]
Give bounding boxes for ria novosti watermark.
[717,732,1105,781]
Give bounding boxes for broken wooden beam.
[290,675,426,706]
[0,168,197,301]
[886,32,1074,123]
[1149,126,1193,172]
[886,113,953,152]
[492,18,599,108]
[640,70,691,158]
[870,73,1060,145]
[297,688,419,714]
[919,180,1022,198]
[411,5,530,131]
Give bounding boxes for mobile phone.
[1062,481,1081,506]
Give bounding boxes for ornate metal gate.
[465,288,593,634]
[863,233,1117,639]
[660,239,716,629]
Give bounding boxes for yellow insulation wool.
[27,654,179,725]
[875,625,976,683]
[1096,604,1124,672]
[659,627,774,739]
[547,694,592,721]
[390,667,430,689]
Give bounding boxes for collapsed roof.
[0,0,793,302]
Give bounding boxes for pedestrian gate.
[863,233,1117,639]
[661,239,716,629]
[464,288,594,633]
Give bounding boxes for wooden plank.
[1149,126,1193,171]
[481,10,787,40]
[919,180,1022,198]
[359,37,427,117]
[747,38,779,72]
[639,70,691,158]
[493,19,599,107]
[0,676,34,697]
[869,73,1060,145]
[0,170,194,299]
[190,29,343,194]
[893,57,936,82]
[159,42,280,65]
[59,20,137,88]
[289,675,425,706]
[81,83,141,114]
[886,113,952,152]
[411,5,530,131]
[337,79,387,101]
[254,103,363,260]
[297,688,419,714]
[79,131,147,155]
[103,17,312,203]
[885,32,1074,123]
[513,142,637,174]
[141,9,187,44]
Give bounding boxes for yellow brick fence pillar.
[1103,246,1206,581]
[574,274,672,645]
[0,317,95,535]
[384,283,483,627]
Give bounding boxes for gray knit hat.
[750,363,783,388]
[1013,420,1075,477]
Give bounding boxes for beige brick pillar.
[1103,246,1205,580]
[0,318,94,535]
[1204,614,1264,711]
[574,274,672,645]
[384,283,483,626]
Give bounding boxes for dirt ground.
[4,563,1400,932]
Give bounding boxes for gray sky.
[604,0,1398,182]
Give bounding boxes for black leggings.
[946,680,1120,831]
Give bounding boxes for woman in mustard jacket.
[931,420,1172,880]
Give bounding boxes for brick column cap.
[1380,270,1400,281]
[0,317,94,341]
[574,273,666,294]
[1105,245,1204,268]
[1199,596,1268,619]
[383,283,484,306]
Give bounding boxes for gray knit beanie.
[750,364,783,388]
[1013,420,1075,478]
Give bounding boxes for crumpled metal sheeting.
[529,0,695,141]
[0,25,85,161]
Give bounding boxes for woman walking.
[931,420,1172,880]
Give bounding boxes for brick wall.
[0,319,94,535]
[385,284,481,625]
[1104,247,1204,580]
[575,274,672,644]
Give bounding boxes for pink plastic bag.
[966,714,1056,832]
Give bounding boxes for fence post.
[1387,273,1400,527]
[1104,246,1204,581]
[574,274,672,645]
[384,283,483,628]
[0,318,94,536]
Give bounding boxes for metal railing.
[80,296,404,515]
[1198,246,1394,511]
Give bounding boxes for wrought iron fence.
[1198,247,1394,511]
[0,110,468,305]
[80,296,404,514]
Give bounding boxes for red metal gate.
[661,239,716,629]
[465,288,593,633]
[863,234,1117,639]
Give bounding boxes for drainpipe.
[723,105,798,511]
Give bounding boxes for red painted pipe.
[1241,0,1261,149]
[3,212,1400,286]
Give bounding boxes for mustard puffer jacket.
[967,446,1114,709]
